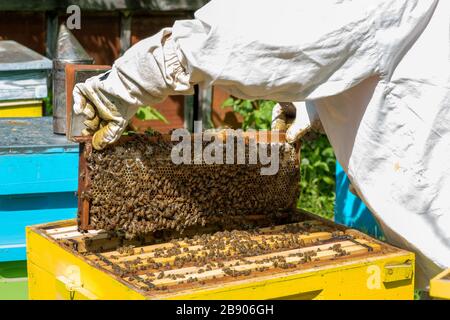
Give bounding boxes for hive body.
[26,215,415,300]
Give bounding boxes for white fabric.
[97,0,449,287]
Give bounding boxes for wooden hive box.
[26,211,415,300]
[0,41,52,118]
[430,268,450,299]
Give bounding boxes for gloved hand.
[73,72,129,150]
[271,101,324,143]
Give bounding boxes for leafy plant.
[222,97,275,130]
[123,106,168,135]
[223,96,336,219]
[135,106,168,123]
[298,135,336,219]
[43,89,53,116]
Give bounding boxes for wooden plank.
[137,239,367,279]
[78,141,92,230]
[150,244,379,287]
[258,220,327,233]
[101,232,334,264]
[97,221,326,259]
[127,239,380,282]
[93,239,379,287]
[51,231,85,240]
[46,225,78,235]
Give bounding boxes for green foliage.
[123,106,168,136]
[223,96,336,219]
[136,106,168,123]
[43,90,53,116]
[222,97,275,130]
[298,135,336,219]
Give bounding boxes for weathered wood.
[0,41,52,101]
[0,0,209,12]
[45,11,58,58]
[77,142,92,230]
[0,71,48,101]
[120,12,132,55]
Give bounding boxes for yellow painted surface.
[0,100,43,117]
[430,268,450,300]
[27,228,145,300]
[166,256,415,300]
[27,221,415,300]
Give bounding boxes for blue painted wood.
[0,152,79,195]
[0,192,77,262]
[0,117,79,262]
[334,161,384,240]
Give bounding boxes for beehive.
[26,212,415,300]
[430,268,450,299]
[77,132,300,238]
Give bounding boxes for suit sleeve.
[95,0,437,118]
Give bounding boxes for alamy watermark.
[170,122,283,176]
[66,5,81,30]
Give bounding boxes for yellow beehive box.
[430,268,450,299]
[0,100,43,118]
[26,215,415,300]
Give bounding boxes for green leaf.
[136,106,168,123]
[313,161,329,172]
[221,97,235,108]
[322,176,335,185]
[321,147,335,158]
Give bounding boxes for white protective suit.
[76,0,450,287]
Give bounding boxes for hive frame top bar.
[74,130,290,145]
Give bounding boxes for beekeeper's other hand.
[271,101,324,143]
[73,73,132,150]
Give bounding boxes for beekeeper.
[73,0,449,288]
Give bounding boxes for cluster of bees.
[331,243,349,258]
[82,134,299,238]
[96,224,354,291]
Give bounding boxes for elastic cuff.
[163,36,192,92]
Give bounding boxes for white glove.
[271,101,324,143]
[73,72,132,150]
